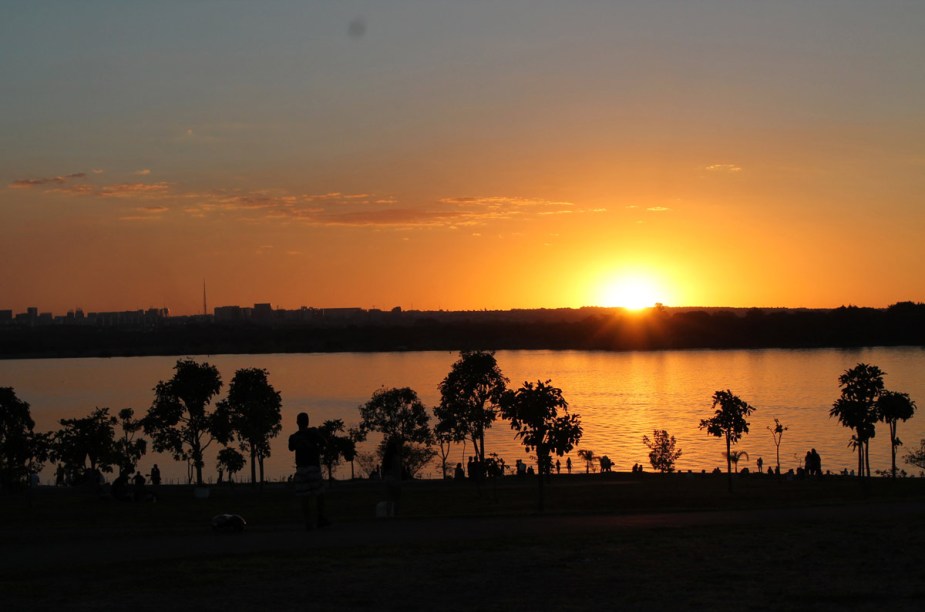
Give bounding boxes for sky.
[2,1,924,315]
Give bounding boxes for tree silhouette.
[830,363,883,479]
[433,418,457,480]
[642,429,683,473]
[0,387,44,488]
[358,387,433,478]
[346,426,364,480]
[767,418,788,475]
[113,408,147,473]
[217,447,245,484]
[52,407,119,482]
[144,359,223,485]
[435,350,508,465]
[905,439,925,472]
[876,390,917,478]
[501,380,582,512]
[699,390,756,491]
[317,419,356,482]
[213,368,282,486]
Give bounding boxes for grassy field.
[3,473,925,610]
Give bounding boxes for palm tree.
[727,450,749,474]
[577,449,596,474]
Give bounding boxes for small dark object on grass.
[211,514,247,533]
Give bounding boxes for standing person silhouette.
[288,412,330,530]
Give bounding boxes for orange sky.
[2,2,923,315]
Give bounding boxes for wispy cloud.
[705,163,742,173]
[8,173,87,188]
[9,170,586,231]
[134,168,151,176]
[100,182,170,197]
[440,196,573,208]
[311,208,464,228]
[647,206,671,212]
[117,205,169,223]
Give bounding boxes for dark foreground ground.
[2,473,924,611]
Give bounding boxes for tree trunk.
[857,440,864,479]
[250,449,258,487]
[890,422,898,478]
[259,456,265,484]
[865,441,871,478]
[725,435,733,492]
[193,450,204,485]
[536,447,546,513]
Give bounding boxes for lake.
[3,347,924,484]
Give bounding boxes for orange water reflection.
[3,347,924,484]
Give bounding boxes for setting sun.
[599,275,664,310]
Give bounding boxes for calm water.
[3,347,924,483]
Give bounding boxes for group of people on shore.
[111,464,160,502]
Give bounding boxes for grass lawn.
[3,473,924,611]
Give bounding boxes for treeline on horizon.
[1,302,923,359]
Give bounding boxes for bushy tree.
[435,350,508,464]
[52,407,119,481]
[358,387,433,479]
[217,447,245,484]
[904,439,925,472]
[345,426,364,480]
[700,390,756,491]
[501,379,582,512]
[213,368,282,486]
[433,418,456,479]
[830,363,883,479]
[113,408,147,473]
[642,429,683,473]
[0,387,44,488]
[145,359,223,485]
[317,419,357,481]
[876,390,917,478]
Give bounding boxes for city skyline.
[2,2,924,316]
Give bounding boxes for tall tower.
[202,280,208,316]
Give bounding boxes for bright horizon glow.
[597,274,667,311]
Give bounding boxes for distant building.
[252,303,274,323]
[214,305,245,322]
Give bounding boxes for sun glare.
[599,275,663,310]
